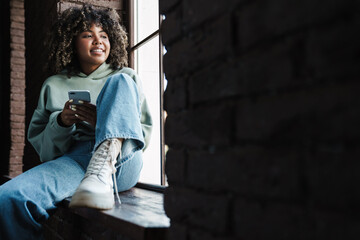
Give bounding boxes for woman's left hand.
[71,101,97,127]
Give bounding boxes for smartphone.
[68,90,91,104]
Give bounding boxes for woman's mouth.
[90,48,104,54]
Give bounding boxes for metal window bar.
[127,0,166,187]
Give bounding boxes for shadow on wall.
[0,0,11,177]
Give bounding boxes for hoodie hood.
[77,63,116,80]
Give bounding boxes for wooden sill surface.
[63,187,170,240]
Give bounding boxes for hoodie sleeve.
[27,83,76,162]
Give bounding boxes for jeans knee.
[0,184,21,215]
[108,73,139,95]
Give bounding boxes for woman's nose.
[93,35,102,45]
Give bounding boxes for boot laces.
[86,139,122,204]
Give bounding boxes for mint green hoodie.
[27,63,152,162]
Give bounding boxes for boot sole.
[69,191,115,210]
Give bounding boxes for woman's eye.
[82,34,92,38]
[101,35,108,39]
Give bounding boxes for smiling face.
[75,23,111,75]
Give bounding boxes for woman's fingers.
[60,100,83,126]
[69,102,97,127]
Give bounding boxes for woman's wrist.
[57,112,71,127]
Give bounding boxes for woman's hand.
[59,100,97,127]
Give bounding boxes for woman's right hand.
[58,100,80,127]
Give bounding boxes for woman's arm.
[27,84,76,162]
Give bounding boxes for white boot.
[69,138,122,210]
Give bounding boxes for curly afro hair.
[46,4,128,76]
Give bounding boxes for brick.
[10,79,25,87]
[11,35,25,44]
[11,131,25,138]
[10,21,25,30]
[163,77,187,112]
[163,38,191,79]
[11,86,25,94]
[164,187,230,234]
[235,0,359,51]
[11,99,25,106]
[10,114,25,123]
[188,60,241,104]
[238,35,304,95]
[165,103,232,148]
[10,105,25,114]
[161,6,182,46]
[10,14,25,23]
[11,93,25,101]
[11,57,25,65]
[10,8,25,17]
[9,154,23,161]
[10,0,24,9]
[10,63,25,72]
[10,149,24,157]
[75,0,123,9]
[305,0,360,26]
[11,134,24,143]
[182,0,239,30]
[166,222,187,240]
[165,149,186,184]
[9,170,22,178]
[236,82,360,142]
[163,14,232,79]
[235,0,307,49]
[10,43,26,51]
[306,146,360,213]
[58,2,84,13]
[10,122,25,129]
[10,28,24,37]
[189,229,236,240]
[9,163,23,170]
[11,70,25,79]
[59,1,123,13]
[11,129,25,137]
[159,0,180,14]
[9,163,23,169]
[187,147,301,198]
[234,198,311,240]
[10,142,25,150]
[306,15,360,80]
[314,210,360,240]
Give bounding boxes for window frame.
[126,0,166,187]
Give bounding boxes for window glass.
[135,34,162,185]
[134,0,159,45]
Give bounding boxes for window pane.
[134,0,159,45]
[135,35,161,185]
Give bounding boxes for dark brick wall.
[9,0,26,177]
[24,0,58,170]
[0,0,11,177]
[43,205,132,240]
[162,0,360,239]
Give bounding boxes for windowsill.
[53,187,170,240]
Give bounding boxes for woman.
[0,4,152,239]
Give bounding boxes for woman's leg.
[115,150,143,192]
[70,73,145,209]
[98,73,145,189]
[0,141,92,240]
[95,72,145,157]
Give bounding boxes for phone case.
[68,90,91,104]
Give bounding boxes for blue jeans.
[0,73,145,240]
